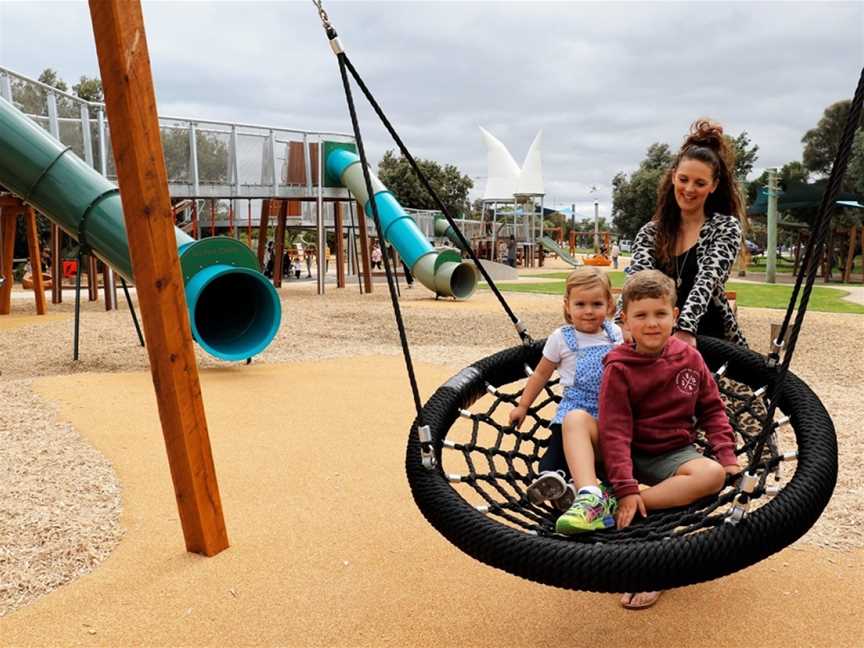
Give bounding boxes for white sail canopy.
[516,130,544,196]
[479,126,521,201]
[480,127,544,201]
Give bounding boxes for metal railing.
[0,65,354,201]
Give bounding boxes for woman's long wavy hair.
[652,118,744,269]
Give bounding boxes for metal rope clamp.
[418,424,437,470]
[725,471,759,526]
[766,337,785,369]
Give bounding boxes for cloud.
[1,0,861,213]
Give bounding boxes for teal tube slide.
[326,149,476,299]
[0,98,280,362]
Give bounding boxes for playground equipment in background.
[327,149,477,299]
[537,235,582,267]
[0,97,281,361]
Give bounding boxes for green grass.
[524,271,628,287]
[485,274,864,314]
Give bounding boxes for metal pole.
[766,168,778,284]
[47,92,60,139]
[269,129,279,195]
[73,250,83,360]
[231,124,241,233]
[97,109,108,175]
[491,203,498,261]
[0,72,11,102]
[317,139,325,295]
[120,277,145,347]
[189,123,200,196]
[80,104,94,167]
[593,200,600,253]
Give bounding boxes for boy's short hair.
[622,270,677,310]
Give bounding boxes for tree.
[728,131,759,180]
[73,76,104,103]
[155,128,229,184]
[802,100,864,185]
[611,143,673,240]
[377,150,473,218]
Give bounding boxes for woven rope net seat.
[405,336,837,593]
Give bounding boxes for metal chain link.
[311,0,334,34]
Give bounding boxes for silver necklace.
[674,245,693,288]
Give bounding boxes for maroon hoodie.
[599,336,737,498]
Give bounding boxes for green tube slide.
[434,216,471,255]
[326,149,476,299]
[0,98,280,362]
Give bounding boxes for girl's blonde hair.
[562,267,614,324]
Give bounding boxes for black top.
[673,245,727,339]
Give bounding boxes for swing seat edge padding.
[405,336,838,593]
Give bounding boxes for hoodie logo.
[675,368,700,395]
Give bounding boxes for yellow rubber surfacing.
[2,356,861,647]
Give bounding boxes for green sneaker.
[555,489,617,534]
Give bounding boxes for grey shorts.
[632,445,705,486]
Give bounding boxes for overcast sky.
[1,1,862,219]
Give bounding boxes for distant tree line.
[612,102,864,241]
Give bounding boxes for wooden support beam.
[191,200,199,239]
[256,199,271,270]
[87,255,99,301]
[103,264,116,310]
[89,0,228,556]
[24,206,46,315]
[356,200,373,294]
[843,225,856,284]
[51,224,62,304]
[334,201,345,288]
[51,223,63,304]
[0,210,16,314]
[272,200,287,288]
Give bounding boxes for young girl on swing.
[509,267,622,534]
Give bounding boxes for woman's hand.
[616,494,647,529]
[509,405,527,430]
[673,330,697,347]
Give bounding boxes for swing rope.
[314,0,532,344]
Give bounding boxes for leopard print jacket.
[615,213,748,348]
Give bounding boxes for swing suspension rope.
[315,0,858,542]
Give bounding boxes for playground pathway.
[0,357,860,648]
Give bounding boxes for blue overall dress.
[540,321,620,476]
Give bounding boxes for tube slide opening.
[448,263,478,300]
[189,268,281,361]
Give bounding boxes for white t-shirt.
[542,323,623,387]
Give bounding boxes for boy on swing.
[600,270,741,606]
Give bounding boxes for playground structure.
[0,97,281,362]
[0,64,482,313]
[327,149,476,299]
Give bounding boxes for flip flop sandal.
[526,471,567,505]
[620,591,662,610]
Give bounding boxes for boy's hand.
[509,406,527,429]
[616,494,646,529]
[723,463,742,476]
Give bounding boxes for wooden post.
[272,200,287,288]
[51,223,62,304]
[89,0,228,556]
[256,198,271,270]
[191,200,199,239]
[334,201,346,288]
[0,210,16,314]
[843,225,856,284]
[87,255,99,301]
[103,263,116,310]
[356,200,373,293]
[24,206,46,315]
